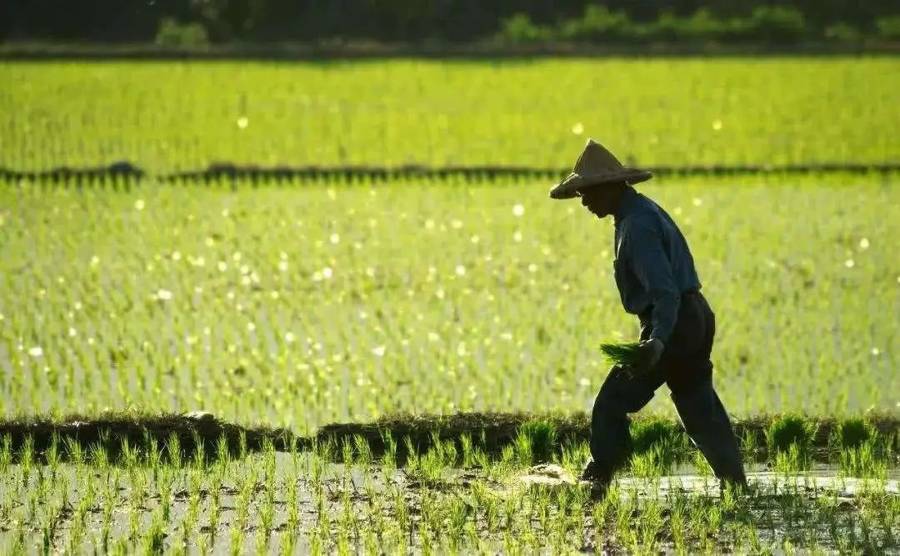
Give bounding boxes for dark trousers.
[590,291,746,484]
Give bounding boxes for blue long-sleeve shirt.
[613,187,701,343]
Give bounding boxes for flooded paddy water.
[0,451,897,553]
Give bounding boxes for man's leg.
[671,378,747,486]
[665,294,746,487]
[587,364,665,483]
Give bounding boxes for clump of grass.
[514,419,559,464]
[691,450,714,477]
[629,418,684,475]
[631,444,676,477]
[599,342,641,367]
[559,438,591,476]
[766,414,816,455]
[831,417,875,450]
[773,443,810,473]
[631,418,684,456]
[740,429,762,460]
[839,441,887,479]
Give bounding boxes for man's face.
[579,186,619,218]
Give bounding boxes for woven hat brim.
[549,168,652,199]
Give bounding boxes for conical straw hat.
[549,139,652,199]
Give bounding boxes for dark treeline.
[1,0,898,45]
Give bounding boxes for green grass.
[1,172,897,429]
[767,414,817,454]
[833,416,876,450]
[514,419,559,463]
[1,58,898,171]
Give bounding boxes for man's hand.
[633,338,665,373]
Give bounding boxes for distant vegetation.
[496,6,900,46]
[0,0,898,48]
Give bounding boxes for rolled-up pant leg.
[590,364,665,481]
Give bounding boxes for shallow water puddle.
[514,463,900,498]
[616,472,900,497]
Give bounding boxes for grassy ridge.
[1,411,897,466]
[317,410,900,464]
[1,58,898,171]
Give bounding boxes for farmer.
[549,139,747,492]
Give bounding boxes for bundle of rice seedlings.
[599,341,641,367]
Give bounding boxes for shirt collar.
[613,187,642,227]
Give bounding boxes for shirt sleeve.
[625,219,680,344]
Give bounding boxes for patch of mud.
[519,463,579,487]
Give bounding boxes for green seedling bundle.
[599,342,642,367]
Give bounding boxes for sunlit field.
[1,58,898,171]
[2,173,897,429]
[1,56,898,553]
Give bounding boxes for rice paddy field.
[1,58,898,171]
[1,57,899,553]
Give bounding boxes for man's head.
[549,139,652,200]
[578,182,629,218]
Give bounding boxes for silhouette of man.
[550,139,747,494]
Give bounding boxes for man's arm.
[626,219,680,344]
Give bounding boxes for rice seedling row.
[2,58,897,171]
[0,428,896,553]
[2,173,896,429]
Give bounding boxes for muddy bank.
[0,412,296,463]
[314,411,900,462]
[1,411,897,465]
